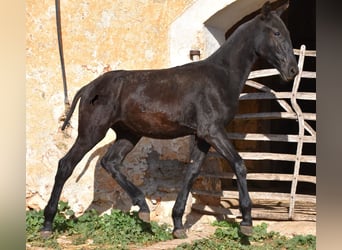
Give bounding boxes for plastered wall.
[26,0,195,223]
[26,0,268,225]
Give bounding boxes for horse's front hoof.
[240,225,253,236]
[173,229,187,239]
[40,229,53,239]
[138,211,150,223]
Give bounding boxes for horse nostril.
[290,66,299,77]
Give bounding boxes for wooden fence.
[192,45,316,221]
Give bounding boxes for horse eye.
[274,31,281,36]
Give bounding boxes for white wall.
[169,0,277,66]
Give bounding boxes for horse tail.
[61,86,85,131]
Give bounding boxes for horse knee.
[234,160,247,178]
[55,158,74,181]
[100,157,121,178]
[187,165,201,179]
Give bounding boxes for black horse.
[41,1,298,239]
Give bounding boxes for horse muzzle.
[280,63,299,81]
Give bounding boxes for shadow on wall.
[74,137,192,215]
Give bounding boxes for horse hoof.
[173,229,187,239]
[240,225,253,236]
[138,211,150,223]
[40,230,53,239]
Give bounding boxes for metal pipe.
[55,0,69,106]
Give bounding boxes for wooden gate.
[192,45,316,221]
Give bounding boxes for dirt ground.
[137,211,316,250]
[26,211,315,250]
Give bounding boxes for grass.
[176,221,316,250]
[26,201,173,249]
[26,201,316,249]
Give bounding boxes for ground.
[137,212,316,250]
[26,211,315,250]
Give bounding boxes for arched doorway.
[170,0,316,220]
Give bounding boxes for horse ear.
[260,1,272,20]
[275,0,289,16]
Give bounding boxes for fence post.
[289,44,306,219]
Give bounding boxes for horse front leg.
[172,137,210,238]
[204,126,253,236]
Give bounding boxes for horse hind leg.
[100,131,150,222]
[172,137,210,239]
[41,129,107,237]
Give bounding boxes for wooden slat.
[248,69,279,79]
[234,112,316,121]
[301,71,316,78]
[245,79,274,90]
[244,80,316,136]
[245,80,295,114]
[192,190,316,204]
[303,123,316,137]
[227,132,316,143]
[252,210,316,221]
[199,172,316,184]
[239,152,316,163]
[208,151,316,163]
[294,48,316,57]
[248,69,316,79]
[239,92,316,100]
[192,205,316,221]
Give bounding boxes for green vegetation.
[26,201,316,249]
[26,201,173,249]
[176,221,316,250]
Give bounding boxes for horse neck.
[206,21,258,91]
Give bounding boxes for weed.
[26,201,173,249]
[26,201,316,249]
[176,220,316,250]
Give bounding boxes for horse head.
[255,1,299,81]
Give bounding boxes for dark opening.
[224,0,316,196]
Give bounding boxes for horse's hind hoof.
[138,211,150,223]
[240,225,253,236]
[40,230,53,239]
[173,229,187,239]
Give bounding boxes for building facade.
[26,0,279,224]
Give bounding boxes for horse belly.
[123,109,193,139]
